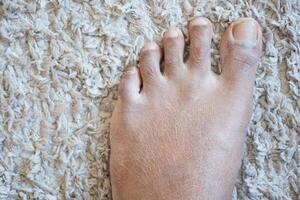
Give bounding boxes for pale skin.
[109,17,262,200]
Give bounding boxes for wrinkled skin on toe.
[110,17,262,200]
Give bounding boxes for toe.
[187,17,213,74]
[118,67,142,102]
[220,18,262,86]
[162,27,185,77]
[139,42,163,88]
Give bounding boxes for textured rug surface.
[0,0,299,199]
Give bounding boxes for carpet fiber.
[0,0,299,199]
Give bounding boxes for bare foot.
[110,17,262,200]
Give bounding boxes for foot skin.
[110,17,262,200]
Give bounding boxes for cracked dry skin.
[109,17,262,200]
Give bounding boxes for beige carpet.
[0,0,299,199]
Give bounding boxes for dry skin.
[0,0,299,200]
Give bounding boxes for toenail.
[164,27,180,38]
[125,67,137,75]
[142,43,159,51]
[189,17,209,27]
[233,19,259,43]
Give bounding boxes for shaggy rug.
[0,0,299,199]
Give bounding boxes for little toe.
[118,67,142,103]
[162,27,185,77]
[187,17,213,74]
[220,18,262,86]
[139,42,163,89]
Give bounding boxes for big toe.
[220,18,262,86]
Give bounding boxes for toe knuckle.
[226,46,260,70]
[141,65,158,81]
[144,67,156,77]
[229,55,258,73]
[189,46,210,64]
[140,50,154,61]
[164,55,179,66]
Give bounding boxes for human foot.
[110,17,262,200]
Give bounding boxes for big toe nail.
[233,18,259,44]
